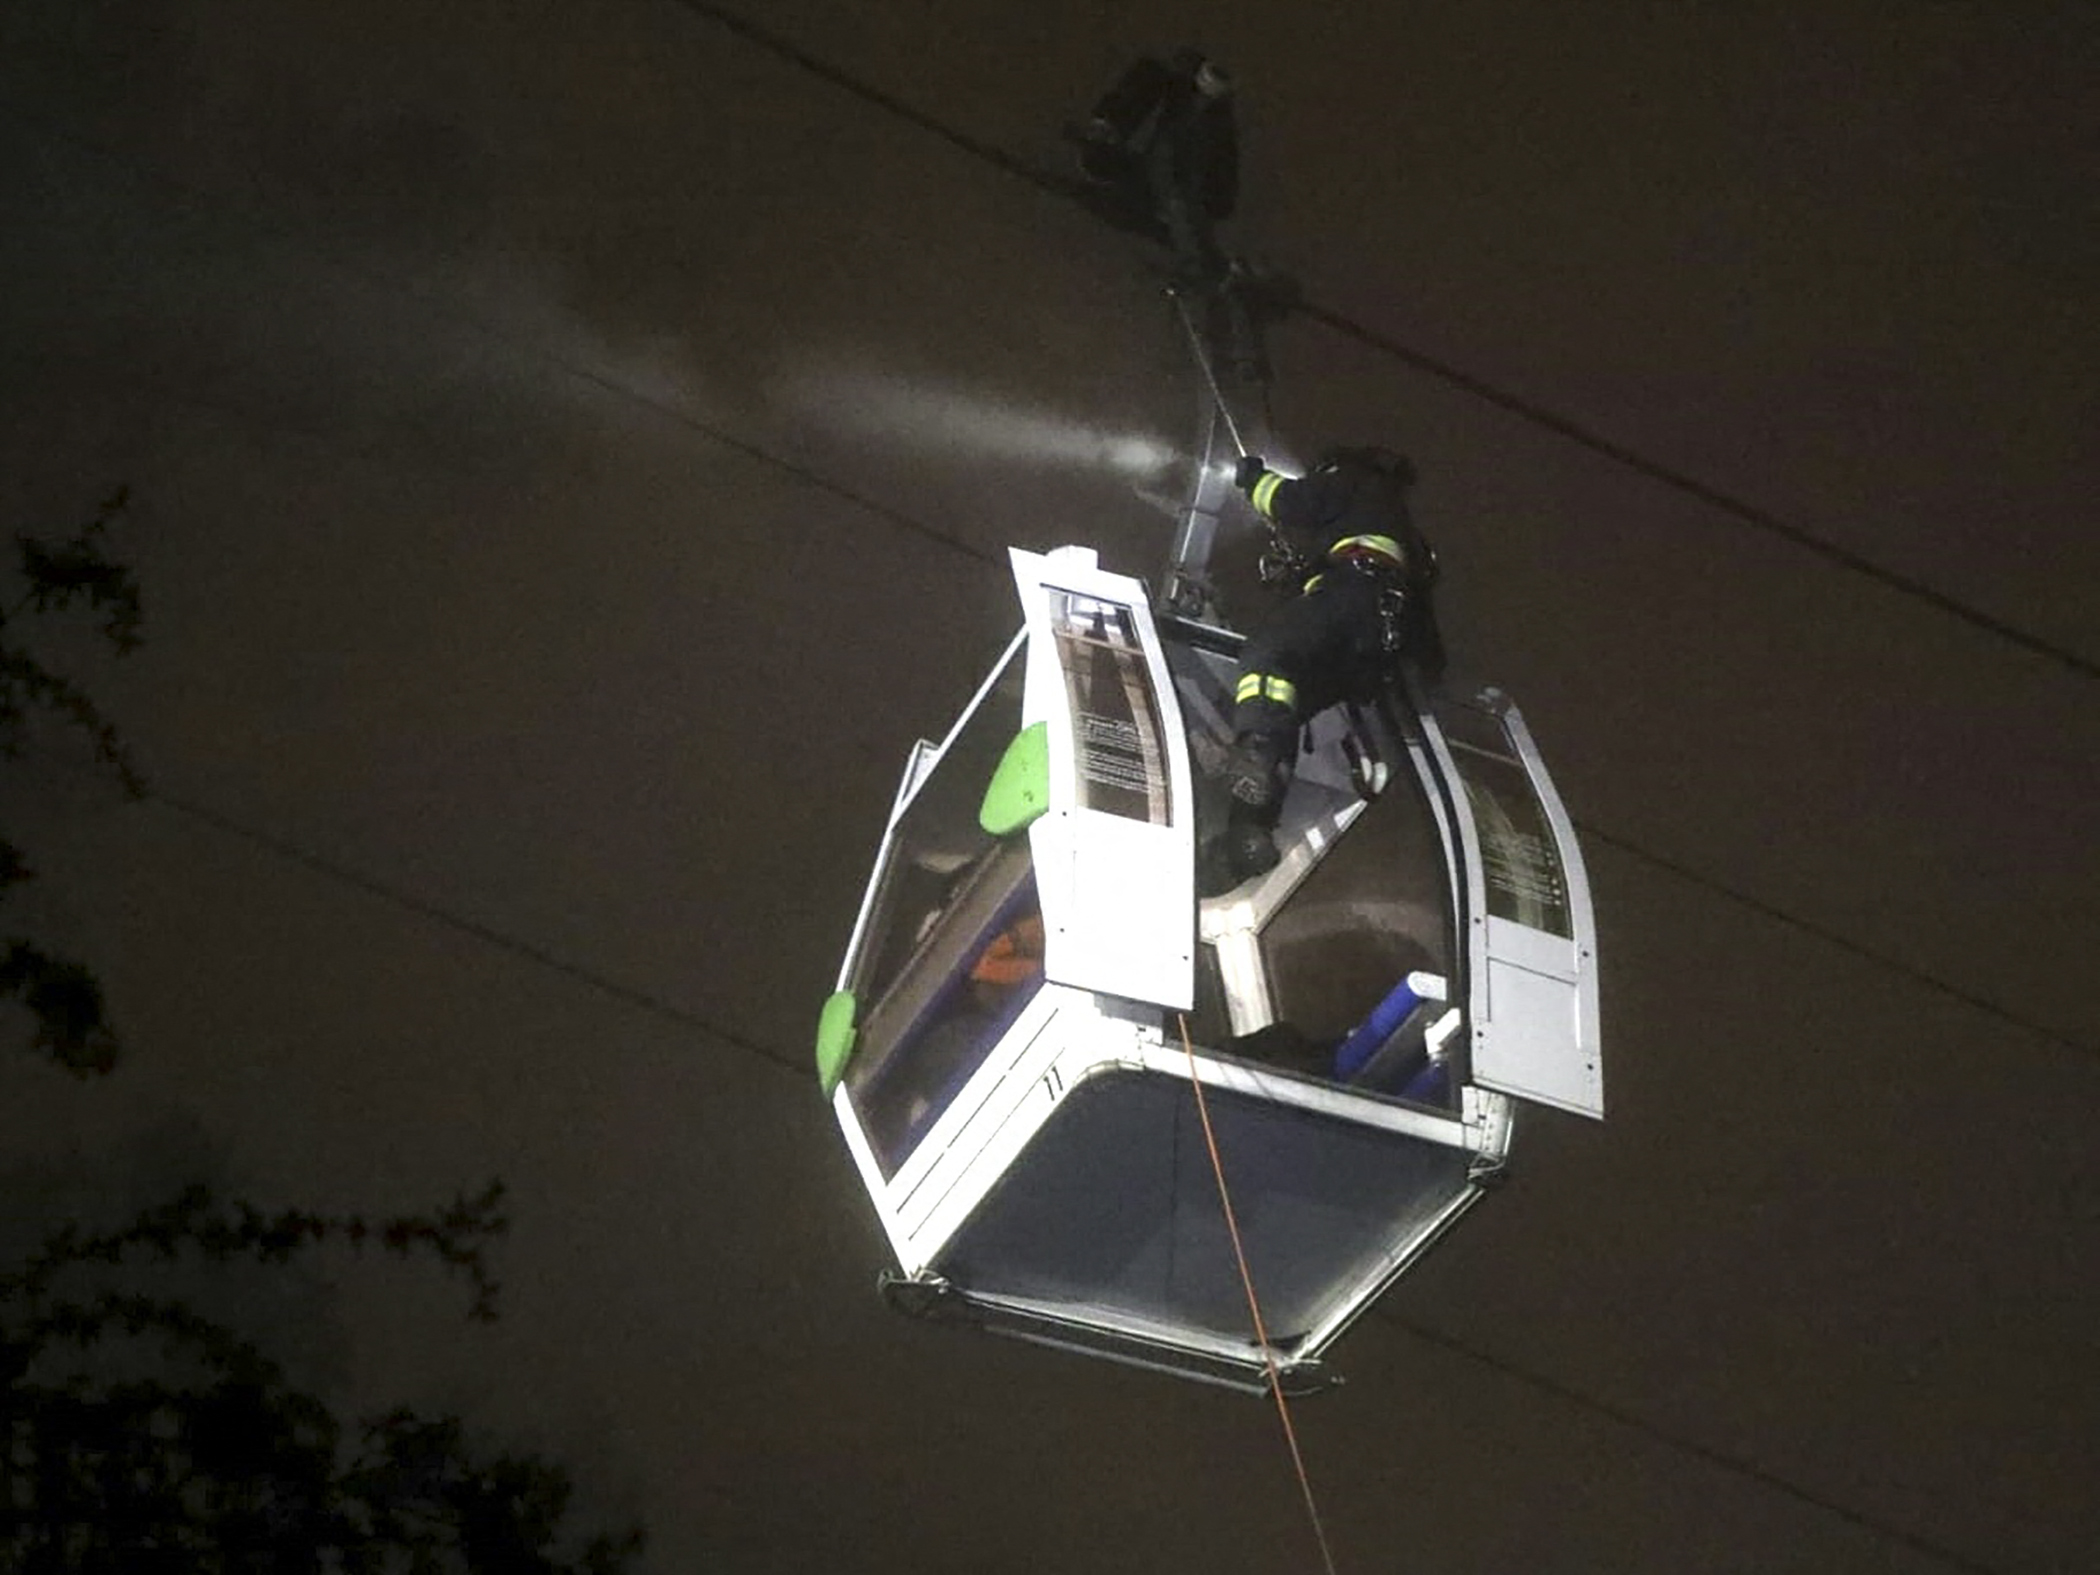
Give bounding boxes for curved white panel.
[1010,548,1194,1011]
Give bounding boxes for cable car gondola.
[815,470,1602,1390]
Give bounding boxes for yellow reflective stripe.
[1235,672,1297,708]
[1250,471,1285,517]
[1302,573,1325,593]
[1330,533,1403,564]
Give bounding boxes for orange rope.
[1179,1013,1341,1575]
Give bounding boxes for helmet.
[1316,445,1416,486]
[1169,48,1233,97]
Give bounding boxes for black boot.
[1198,810,1281,898]
[1197,726,1289,896]
[1223,807,1280,884]
[1201,785,1276,894]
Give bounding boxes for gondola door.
[1009,548,1195,1012]
[1429,687,1604,1119]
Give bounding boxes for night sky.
[2,2,2096,1571]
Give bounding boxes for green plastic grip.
[979,720,1051,837]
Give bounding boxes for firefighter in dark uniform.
[1205,446,1445,894]
[1073,48,1238,287]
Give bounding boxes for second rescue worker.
[1205,446,1447,894]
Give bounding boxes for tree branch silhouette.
[1,487,144,1075]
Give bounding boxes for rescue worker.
[893,910,1046,1147]
[967,912,1046,997]
[1203,446,1445,894]
[1072,48,1239,287]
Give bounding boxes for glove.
[1233,454,1267,493]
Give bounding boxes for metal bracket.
[877,1270,973,1324]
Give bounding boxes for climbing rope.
[1178,1013,1341,1575]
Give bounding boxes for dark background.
[2,2,2095,1570]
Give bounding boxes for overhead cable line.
[10,63,2069,1575]
[664,0,2098,684]
[1295,303,2097,681]
[641,2,2094,1060]
[17,91,2073,1573]
[147,791,806,1082]
[124,779,2018,1575]
[1376,1310,2005,1575]
[1578,822,2094,1058]
[25,98,2085,1063]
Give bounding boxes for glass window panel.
[1048,590,1172,825]
[1162,638,1241,857]
[1438,702,1572,937]
[849,645,1027,1013]
[938,1070,1473,1348]
[846,869,1043,1178]
[1262,753,1455,1046]
[844,644,1036,1178]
